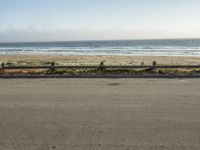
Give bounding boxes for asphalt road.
[0,79,200,150]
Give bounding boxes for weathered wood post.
[98,61,106,74]
[153,61,157,68]
[1,62,5,73]
[50,61,55,74]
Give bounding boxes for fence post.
[50,62,55,74]
[1,62,5,73]
[153,61,157,68]
[97,61,106,74]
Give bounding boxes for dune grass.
[1,61,200,76]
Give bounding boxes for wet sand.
[1,54,200,65]
[0,79,200,150]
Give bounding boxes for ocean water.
[0,39,200,56]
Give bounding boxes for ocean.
[0,39,200,56]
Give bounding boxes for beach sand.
[0,54,200,66]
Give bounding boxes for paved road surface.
[0,79,200,150]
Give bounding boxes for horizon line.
[1,37,200,44]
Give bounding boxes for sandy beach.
[0,54,200,66]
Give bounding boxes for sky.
[0,0,200,42]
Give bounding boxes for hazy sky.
[0,0,200,42]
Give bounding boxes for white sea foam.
[1,39,200,56]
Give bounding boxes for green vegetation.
[1,61,200,76]
[45,61,157,75]
[45,67,200,76]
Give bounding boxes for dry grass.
[1,68,200,76]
